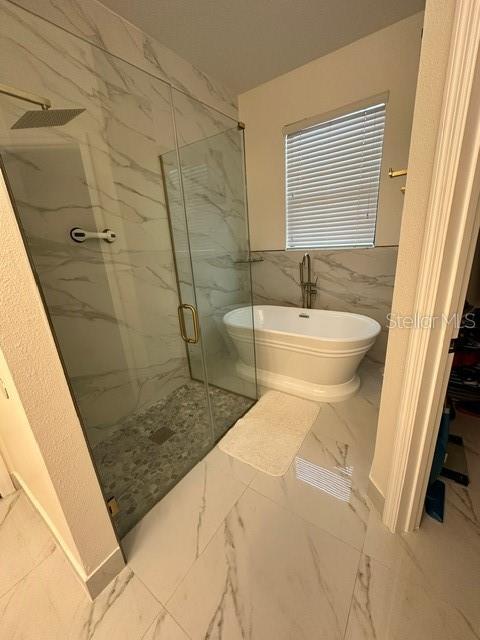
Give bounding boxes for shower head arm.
[0,82,51,110]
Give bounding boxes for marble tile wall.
[9,0,237,119]
[251,247,398,361]
[0,0,245,446]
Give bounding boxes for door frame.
[383,0,480,532]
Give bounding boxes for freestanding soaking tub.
[223,305,381,402]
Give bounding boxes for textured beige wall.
[369,0,457,497]
[239,12,424,251]
[0,170,120,580]
[0,410,14,497]
[0,348,82,563]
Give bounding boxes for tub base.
[236,362,360,402]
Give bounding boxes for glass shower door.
[163,90,257,439]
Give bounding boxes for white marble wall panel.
[251,247,398,361]
[8,0,237,118]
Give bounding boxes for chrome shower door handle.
[177,304,200,344]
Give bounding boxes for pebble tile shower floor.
[92,382,254,537]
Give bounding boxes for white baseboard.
[12,472,124,599]
[367,476,385,516]
[84,546,126,599]
[0,449,15,497]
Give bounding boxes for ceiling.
[100,0,425,95]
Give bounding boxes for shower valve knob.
[70,227,116,244]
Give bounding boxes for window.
[285,101,386,249]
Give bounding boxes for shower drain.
[149,426,174,446]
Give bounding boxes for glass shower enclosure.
[0,19,256,538]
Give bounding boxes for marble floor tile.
[123,445,256,603]
[211,443,259,486]
[361,405,480,637]
[363,479,480,636]
[7,359,480,640]
[250,431,371,549]
[311,394,379,465]
[345,554,478,640]
[0,492,56,599]
[166,488,360,640]
[141,610,190,640]
[356,358,384,408]
[0,546,162,640]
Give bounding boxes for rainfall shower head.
[0,82,85,129]
[11,108,85,129]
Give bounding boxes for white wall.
[370,0,457,498]
[0,347,84,562]
[239,12,424,251]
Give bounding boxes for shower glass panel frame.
[0,8,256,541]
[163,90,257,440]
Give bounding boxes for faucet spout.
[299,253,317,309]
[305,253,311,282]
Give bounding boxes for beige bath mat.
[219,390,319,476]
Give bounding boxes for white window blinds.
[285,102,386,249]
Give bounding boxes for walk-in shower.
[0,14,256,538]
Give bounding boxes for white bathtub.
[223,305,381,402]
